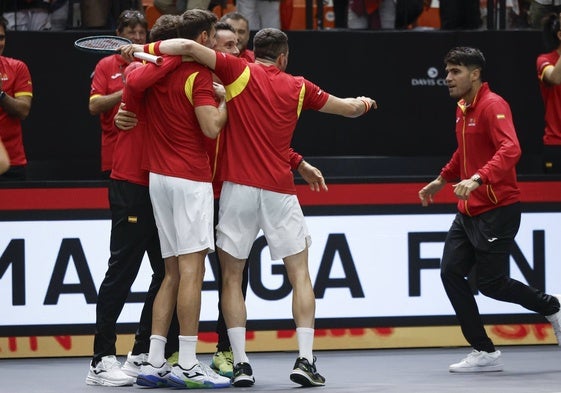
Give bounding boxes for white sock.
[296,327,314,363]
[178,335,198,369]
[227,327,249,364]
[147,335,167,366]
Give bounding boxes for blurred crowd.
[0,0,551,32]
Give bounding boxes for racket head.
[74,35,133,55]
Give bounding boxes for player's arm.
[195,99,227,139]
[319,94,377,118]
[123,39,218,70]
[0,137,10,175]
[0,93,31,120]
[89,90,123,115]
[0,62,32,119]
[541,57,561,85]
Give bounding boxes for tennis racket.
[74,35,163,65]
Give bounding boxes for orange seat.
[416,6,440,29]
[145,5,163,30]
[211,0,237,19]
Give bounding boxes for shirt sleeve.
[13,60,32,97]
[125,55,182,95]
[289,147,303,170]
[302,78,329,110]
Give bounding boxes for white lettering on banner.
[0,213,560,328]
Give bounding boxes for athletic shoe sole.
[449,364,503,373]
[136,374,170,387]
[290,369,325,387]
[232,375,255,387]
[85,375,134,387]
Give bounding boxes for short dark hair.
[177,9,217,40]
[0,17,6,32]
[253,28,288,61]
[150,14,180,42]
[215,21,235,34]
[444,47,486,71]
[116,9,148,33]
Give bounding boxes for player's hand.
[358,95,378,111]
[419,177,446,206]
[452,178,480,200]
[213,82,225,101]
[298,160,328,192]
[114,102,138,130]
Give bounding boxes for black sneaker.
[232,362,255,387]
[289,356,326,387]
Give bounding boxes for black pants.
[211,198,250,352]
[92,180,179,365]
[440,203,559,352]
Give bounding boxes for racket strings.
[78,37,129,51]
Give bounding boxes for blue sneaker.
[136,361,172,387]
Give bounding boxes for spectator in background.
[154,0,214,14]
[528,0,561,29]
[440,0,481,29]
[49,0,70,30]
[0,16,32,181]
[0,137,10,175]
[536,12,561,173]
[220,12,254,62]
[80,0,143,29]
[419,46,561,373]
[1,0,50,30]
[347,0,424,29]
[88,9,147,178]
[235,0,280,29]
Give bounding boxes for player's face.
[119,24,147,45]
[226,19,249,52]
[445,63,478,101]
[214,30,239,56]
[0,26,5,57]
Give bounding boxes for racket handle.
[133,52,163,65]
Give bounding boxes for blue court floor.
[1,345,561,392]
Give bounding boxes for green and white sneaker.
[210,349,234,377]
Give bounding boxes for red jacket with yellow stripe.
[440,82,521,216]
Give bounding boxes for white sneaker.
[136,361,172,387]
[546,294,561,345]
[121,351,148,377]
[85,355,136,386]
[449,350,503,373]
[168,362,231,388]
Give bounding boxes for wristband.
[360,98,371,114]
[144,41,162,56]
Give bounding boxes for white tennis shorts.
[216,181,311,260]
[149,172,214,258]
